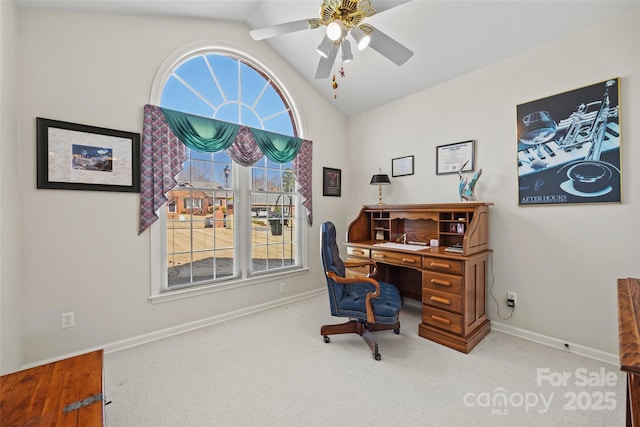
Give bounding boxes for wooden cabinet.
[617,278,640,427]
[419,251,490,353]
[0,350,104,426]
[346,203,492,353]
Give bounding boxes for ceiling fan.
[250,0,413,80]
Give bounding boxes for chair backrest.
[320,222,345,316]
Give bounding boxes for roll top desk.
[345,203,493,353]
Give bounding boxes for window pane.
[255,85,287,121]
[176,55,224,106]
[264,112,294,136]
[217,103,239,123]
[240,62,267,107]
[240,106,261,129]
[252,167,266,191]
[161,76,214,117]
[189,148,212,162]
[208,54,238,101]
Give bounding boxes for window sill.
[149,267,310,304]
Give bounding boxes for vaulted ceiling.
[16,0,640,116]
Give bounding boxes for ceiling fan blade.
[367,26,413,66]
[371,0,412,14]
[314,43,339,79]
[250,19,317,41]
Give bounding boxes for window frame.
[148,41,309,303]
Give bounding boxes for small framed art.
[392,155,414,177]
[37,118,140,192]
[436,140,475,175]
[322,167,341,197]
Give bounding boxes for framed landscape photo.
[322,167,341,197]
[392,155,414,177]
[436,140,475,175]
[37,118,140,192]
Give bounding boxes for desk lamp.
[370,168,391,206]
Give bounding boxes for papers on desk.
[373,242,429,251]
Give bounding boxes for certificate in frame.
[436,140,475,175]
[392,155,414,177]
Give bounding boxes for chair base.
[321,320,400,360]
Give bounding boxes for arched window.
[155,48,304,294]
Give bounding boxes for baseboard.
[491,321,619,366]
[24,291,619,370]
[21,289,325,370]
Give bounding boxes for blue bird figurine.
[458,160,482,201]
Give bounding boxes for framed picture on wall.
[436,140,475,175]
[37,118,140,192]
[392,155,414,177]
[322,167,341,197]
[516,78,621,206]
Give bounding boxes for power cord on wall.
[487,252,515,320]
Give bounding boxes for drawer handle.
[352,250,365,255]
[431,278,452,287]
[430,296,451,305]
[401,258,416,264]
[373,254,385,258]
[431,315,451,325]
[430,262,452,269]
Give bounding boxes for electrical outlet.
[280,282,286,293]
[507,292,517,308]
[61,312,75,328]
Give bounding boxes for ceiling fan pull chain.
[332,74,338,99]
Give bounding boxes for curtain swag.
[139,104,313,234]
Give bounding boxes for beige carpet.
[104,294,626,426]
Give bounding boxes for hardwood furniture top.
[618,278,640,375]
[347,202,493,258]
[0,350,104,426]
[617,278,640,427]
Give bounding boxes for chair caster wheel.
[394,329,400,335]
[323,336,330,343]
[374,353,381,361]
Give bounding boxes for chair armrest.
[343,260,378,277]
[326,272,380,324]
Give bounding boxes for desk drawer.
[345,258,372,277]
[423,271,463,295]
[422,256,463,275]
[371,250,421,268]
[423,289,462,313]
[422,306,463,335]
[347,247,370,258]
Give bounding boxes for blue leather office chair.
[320,222,402,360]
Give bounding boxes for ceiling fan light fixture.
[316,36,333,58]
[326,20,347,41]
[351,26,371,50]
[341,40,353,63]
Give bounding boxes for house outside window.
[155,47,304,294]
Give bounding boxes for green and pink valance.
[139,104,312,234]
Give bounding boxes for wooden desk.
[0,350,104,426]
[617,278,640,427]
[346,203,492,353]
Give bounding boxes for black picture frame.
[392,155,414,177]
[37,118,141,192]
[436,140,475,175]
[322,167,341,197]
[516,78,621,206]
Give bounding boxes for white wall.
[15,9,348,365]
[0,0,22,374]
[346,11,640,355]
